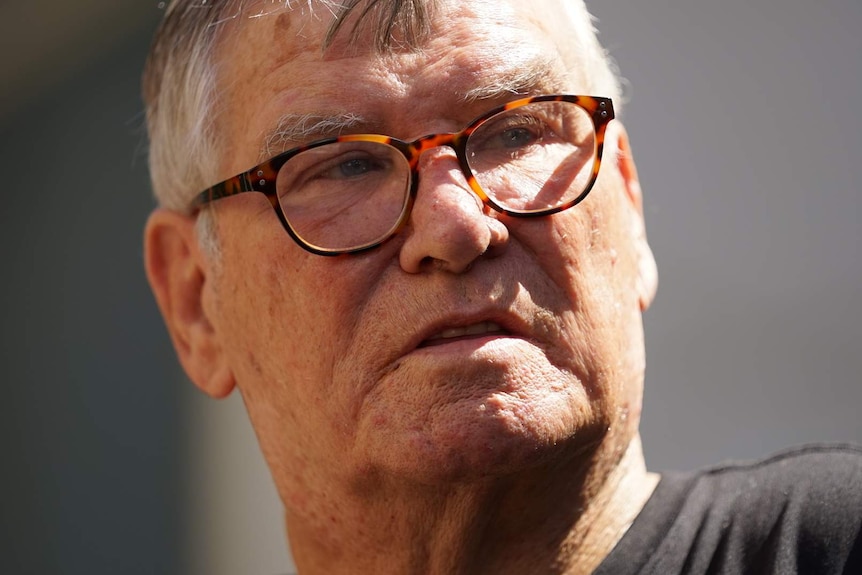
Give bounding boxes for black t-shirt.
[594,444,862,575]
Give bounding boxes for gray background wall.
[0,1,858,574]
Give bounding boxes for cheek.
[211,233,348,414]
[528,181,644,397]
[575,192,647,424]
[554,173,642,318]
[212,226,399,448]
[210,245,380,503]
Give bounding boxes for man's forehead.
[214,0,591,160]
[217,0,579,59]
[218,0,584,89]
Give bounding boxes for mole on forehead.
[217,1,329,66]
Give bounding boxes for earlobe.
[144,209,235,398]
[613,125,658,311]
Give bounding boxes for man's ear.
[144,209,235,398]
[613,124,658,312]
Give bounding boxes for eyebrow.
[260,112,369,160]
[458,55,566,103]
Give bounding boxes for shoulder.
[600,444,862,575]
[679,444,862,573]
[705,442,862,476]
[694,443,862,515]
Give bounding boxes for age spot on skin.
[247,349,264,375]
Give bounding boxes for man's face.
[202,0,654,507]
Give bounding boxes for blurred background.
[0,1,859,573]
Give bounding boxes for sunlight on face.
[204,0,650,512]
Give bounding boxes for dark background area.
[1,1,859,573]
[0,4,181,574]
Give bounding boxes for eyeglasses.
[191,94,614,256]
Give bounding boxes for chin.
[360,386,609,486]
[351,344,617,485]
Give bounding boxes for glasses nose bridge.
[402,130,493,216]
[406,131,469,175]
[409,132,463,163]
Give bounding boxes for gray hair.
[142,0,622,246]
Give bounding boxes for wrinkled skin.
[145,1,658,573]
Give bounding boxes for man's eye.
[336,157,378,178]
[310,153,388,181]
[473,114,547,154]
[498,126,540,149]
[278,142,399,200]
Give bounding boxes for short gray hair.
[142,0,622,215]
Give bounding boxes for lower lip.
[416,333,514,351]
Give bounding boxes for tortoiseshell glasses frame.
[191,94,615,256]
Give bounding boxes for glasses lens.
[276,140,411,252]
[467,100,597,213]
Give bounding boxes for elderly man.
[143,0,861,573]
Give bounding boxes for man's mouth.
[418,321,509,348]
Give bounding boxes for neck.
[286,435,658,575]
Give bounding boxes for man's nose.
[398,149,509,274]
